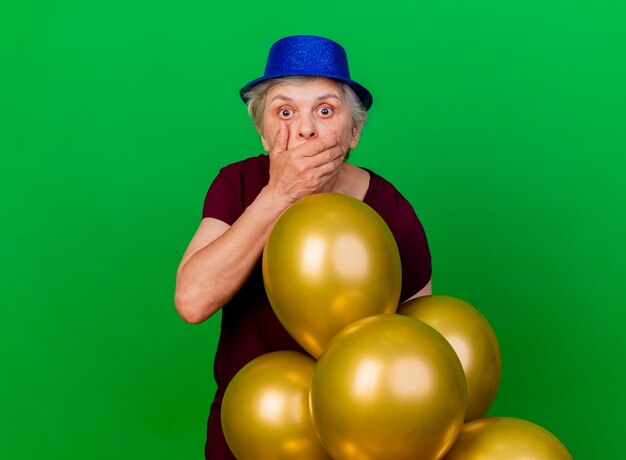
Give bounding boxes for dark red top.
[201,154,431,459]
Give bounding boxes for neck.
[329,162,370,201]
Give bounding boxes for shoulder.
[213,154,270,201]
[363,168,416,218]
[217,154,269,180]
[361,167,428,250]
[202,154,269,223]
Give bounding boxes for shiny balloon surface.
[443,417,573,460]
[310,314,467,460]
[221,351,331,460]
[399,295,502,421]
[263,193,402,358]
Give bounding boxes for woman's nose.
[296,115,317,140]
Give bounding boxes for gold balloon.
[398,295,502,421]
[263,193,402,358]
[443,417,573,460]
[310,314,467,460]
[221,351,331,460]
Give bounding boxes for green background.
[2,0,624,458]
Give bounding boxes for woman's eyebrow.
[269,94,293,103]
[317,93,341,102]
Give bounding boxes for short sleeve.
[396,202,432,301]
[202,168,242,226]
[362,170,432,302]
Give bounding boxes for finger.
[297,134,340,157]
[312,156,345,182]
[271,122,289,155]
[302,145,346,169]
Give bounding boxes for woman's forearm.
[174,186,291,324]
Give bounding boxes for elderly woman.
[174,35,432,459]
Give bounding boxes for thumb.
[272,122,289,155]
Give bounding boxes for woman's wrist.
[257,184,295,217]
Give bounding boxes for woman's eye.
[318,107,333,117]
[279,108,293,118]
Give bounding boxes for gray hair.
[243,76,368,132]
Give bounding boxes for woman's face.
[258,77,362,153]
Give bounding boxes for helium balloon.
[221,351,331,460]
[398,295,502,421]
[443,417,573,460]
[310,314,467,460]
[263,193,402,358]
